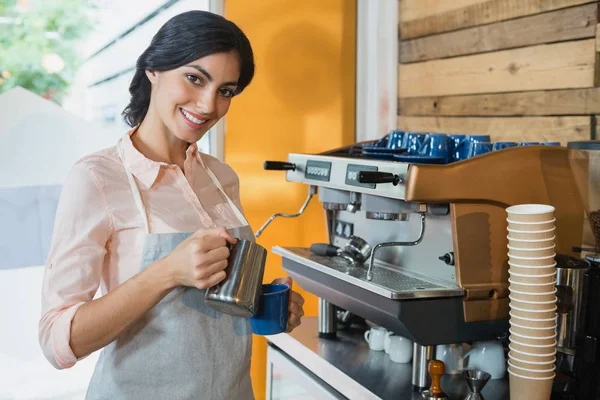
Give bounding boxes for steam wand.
[366,213,426,281]
[254,185,318,238]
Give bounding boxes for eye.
[186,75,203,85]
[219,88,235,98]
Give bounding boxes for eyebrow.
[186,64,238,86]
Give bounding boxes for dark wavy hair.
[122,11,255,127]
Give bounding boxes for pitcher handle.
[364,330,371,343]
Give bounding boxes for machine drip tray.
[272,247,464,300]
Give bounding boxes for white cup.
[364,327,386,351]
[384,331,395,354]
[388,336,413,363]
[436,343,466,374]
[463,341,506,379]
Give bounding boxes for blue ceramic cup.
[542,142,560,146]
[518,142,539,146]
[419,133,450,163]
[492,142,517,151]
[449,134,467,162]
[402,132,427,155]
[467,142,493,158]
[250,283,290,335]
[386,131,405,150]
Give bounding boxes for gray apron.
[86,140,254,400]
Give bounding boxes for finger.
[272,276,293,289]
[193,227,237,245]
[201,245,231,265]
[193,235,227,253]
[216,227,237,244]
[195,270,227,290]
[195,259,228,280]
[288,302,304,317]
[286,313,302,332]
[290,291,304,306]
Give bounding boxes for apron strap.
[203,164,250,227]
[116,139,151,234]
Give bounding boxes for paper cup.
[507,228,555,240]
[508,361,555,378]
[509,288,557,303]
[508,265,556,276]
[507,236,556,249]
[509,355,556,371]
[507,245,555,258]
[506,204,555,222]
[510,305,557,320]
[509,311,557,329]
[509,331,556,346]
[508,255,557,267]
[508,278,557,294]
[510,323,557,338]
[509,295,556,311]
[508,221,556,232]
[509,337,557,355]
[509,270,557,284]
[509,368,554,400]
[508,347,557,362]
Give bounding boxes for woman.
[39,11,304,399]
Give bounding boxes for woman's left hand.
[272,276,304,332]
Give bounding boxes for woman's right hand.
[164,227,237,289]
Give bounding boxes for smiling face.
[145,51,241,143]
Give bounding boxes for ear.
[145,69,158,84]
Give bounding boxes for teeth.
[182,109,205,125]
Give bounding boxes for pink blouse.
[39,130,246,369]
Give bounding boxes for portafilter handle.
[254,185,317,238]
[358,171,403,186]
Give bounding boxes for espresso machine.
[556,141,600,400]
[260,141,585,390]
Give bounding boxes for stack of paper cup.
[506,204,557,400]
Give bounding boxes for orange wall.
[224,0,356,397]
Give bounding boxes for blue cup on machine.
[402,132,427,155]
[492,142,517,151]
[250,283,290,335]
[518,142,539,146]
[419,133,450,163]
[449,134,467,162]
[467,142,493,158]
[386,131,406,150]
[542,142,560,146]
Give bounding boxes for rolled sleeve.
[39,162,112,369]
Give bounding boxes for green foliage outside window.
[0,0,97,103]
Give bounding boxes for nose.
[196,88,217,115]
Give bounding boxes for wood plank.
[399,39,596,98]
[400,0,592,40]
[400,0,485,23]
[400,4,598,63]
[399,88,600,116]
[396,116,591,143]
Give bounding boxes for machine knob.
[421,360,448,400]
[438,252,455,266]
[358,171,402,186]
[263,161,296,171]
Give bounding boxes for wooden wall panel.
[399,0,592,39]
[400,4,598,63]
[399,88,600,116]
[399,39,596,98]
[396,116,592,143]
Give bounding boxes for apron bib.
[86,140,254,400]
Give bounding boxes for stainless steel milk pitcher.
[204,239,268,317]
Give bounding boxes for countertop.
[267,317,510,400]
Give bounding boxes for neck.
[132,110,189,170]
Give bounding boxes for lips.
[180,108,208,128]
